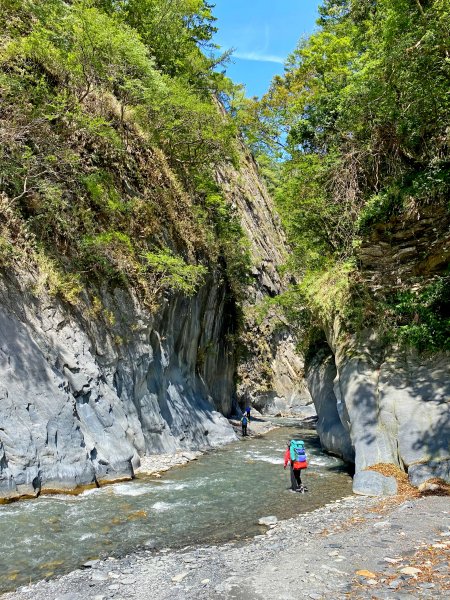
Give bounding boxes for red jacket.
[284,447,307,470]
[284,448,291,467]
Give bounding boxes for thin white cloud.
[234,51,284,64]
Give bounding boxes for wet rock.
[258,516,278,527]
[82,561,99,569]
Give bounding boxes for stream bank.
[3,494,448,600]
[0,423,351,593]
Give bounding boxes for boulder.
[408,459,450,487]
[353,471,398,496]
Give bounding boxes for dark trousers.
[242,424,247,436]
[290,465,302,490]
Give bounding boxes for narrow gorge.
[0,0,449,507]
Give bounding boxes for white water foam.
[308,456,341,467]
[159,481,190,491]
[244,452,281,465]
[79,533,96,541]
[112,483,153,497]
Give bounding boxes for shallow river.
[0,423,352,592]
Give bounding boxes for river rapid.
[0,422,352,592]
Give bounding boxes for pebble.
[107,584,120,591]
[90,572,108,582]
[399,567,421,576]
[356,570,377,578]
[171,571,189,583]
[200,579,210,585]
[108,572,120,579]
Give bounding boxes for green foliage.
[236,0,450,353]
[143,249,207,296]
[0,0,250,308]
[34,250,83,305]
[386,277,450,352]
[194,178,252,298]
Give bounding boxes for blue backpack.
[242,416,248,426]
[290,440,306,462]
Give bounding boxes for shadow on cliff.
[411,401,450,458]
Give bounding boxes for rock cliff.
[0,148,307,501]
[306,207,450,494]
[217,152,314,417]
[0,270,239,501]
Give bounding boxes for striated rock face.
[306,206,450,493]
[306,348,354,463]
[359,204,450,294]
[307,326,450,491]
[0,150,308,501]
[0,272,237,501]
[217,152,313,416]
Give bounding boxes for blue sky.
[212,1,321,98]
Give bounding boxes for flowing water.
[0,423,352,592]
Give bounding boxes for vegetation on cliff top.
[240,0,450,352]
[0,0,251,308]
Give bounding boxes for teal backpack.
[290,440,305,462]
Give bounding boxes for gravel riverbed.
[3,493,449,600]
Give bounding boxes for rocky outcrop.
[306,204,450,494]
[217,153,312,415]
[306,323,449,494]
[0,272,237,501]
[0,148,308,501]
[359,204,450,295]
[306,348,354,463]
[307,327,449,493]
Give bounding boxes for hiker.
[241,414,248,436]
[246,406,251,421]
[284,439,308,492]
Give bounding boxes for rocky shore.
[3,492,448,600]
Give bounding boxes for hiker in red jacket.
[284,440,307,492]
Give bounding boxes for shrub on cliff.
[0,0,250,307]
[238,0,450,352]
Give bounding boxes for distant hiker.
[241,414,248,436]
[246,406,251,421]
[284,439,308,492]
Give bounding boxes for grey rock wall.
[306,348,354,463]
[0,273,237,501]
[306,320,450,494]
